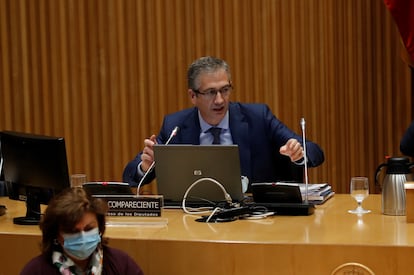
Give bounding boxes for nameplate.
[93,195,163,217]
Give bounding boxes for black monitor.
[0,131,70,225]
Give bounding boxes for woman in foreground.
[21,187,144,275]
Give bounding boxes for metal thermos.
[375,157,414,215]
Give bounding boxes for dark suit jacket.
[401,120,414,157]
[123,102,324,187]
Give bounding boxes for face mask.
[62,227,101,260]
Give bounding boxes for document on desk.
[275,182,334,204]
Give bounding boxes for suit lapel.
[229,103,251,177]
[179,108,201,144]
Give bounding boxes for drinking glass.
[348,177,371,214]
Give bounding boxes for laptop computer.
[153,144,244,208]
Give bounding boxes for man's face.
[188,69,232,126]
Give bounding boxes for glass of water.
[348,177,371,214]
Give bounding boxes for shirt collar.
[198,110,229,133]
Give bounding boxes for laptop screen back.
[153,145,244,206]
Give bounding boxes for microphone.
[300,118,309,203]
[165,126,179,145]
[136,126,179,195]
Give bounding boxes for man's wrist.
[294,157,305,165]
[137,162,145,176]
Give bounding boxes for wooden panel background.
[0,0,411,194]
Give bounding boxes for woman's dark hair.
[39,187,108,257]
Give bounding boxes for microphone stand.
[300,118,309,204]
[300,118,315,215]
[136,126,179,196]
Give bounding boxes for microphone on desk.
[136,126,179,196]
[300,118,309,203]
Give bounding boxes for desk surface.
[1,194,414,274]
[1,194,413,246]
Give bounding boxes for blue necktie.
[208,127,221,144]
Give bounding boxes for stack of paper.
[276,182,334,204]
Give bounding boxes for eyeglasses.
[194,84,233,99]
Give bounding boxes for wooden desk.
[1,195,413,275]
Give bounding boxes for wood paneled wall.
[0,0,411,194]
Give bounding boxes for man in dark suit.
[123,56,324,188]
